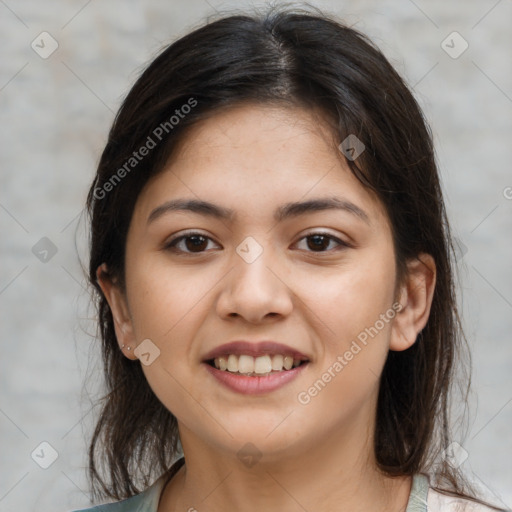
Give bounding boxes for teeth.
[271,354,283,371]
[238,355,254,374]
[212,354,305,375]
[254,355,272,374]
[227,354,238,372]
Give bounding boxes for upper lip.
[202,341,310,362]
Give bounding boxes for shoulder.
[70,457,185,512]
[416,474,507,512]
[408,474,506,512]
[427,487,505,512]
[70,474,167,512]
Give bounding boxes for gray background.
[1,1,511,510]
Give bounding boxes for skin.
[98,103,436,512]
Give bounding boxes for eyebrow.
[147,196,371,226]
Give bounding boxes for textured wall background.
[1,1,511,511]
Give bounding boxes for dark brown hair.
[85,3,501,508]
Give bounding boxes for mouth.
[205,354,309,377]
[201,340,311,394]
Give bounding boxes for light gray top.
[72,472,502,512]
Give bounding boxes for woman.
[75,5,506,511]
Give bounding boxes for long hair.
[85,4,496,506]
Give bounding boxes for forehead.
[171,103,338,170]
[134,103,388,226]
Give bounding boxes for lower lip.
[203,362,309,395]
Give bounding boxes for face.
[99,103,433,464]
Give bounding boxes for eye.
[164,231,220,254]
[295,231,349,253]
[164,230,350,255]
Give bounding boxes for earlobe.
[389,253,436,352]
[96,263,138,360]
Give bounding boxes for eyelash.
[163,230,350,255]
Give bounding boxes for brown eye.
[165,232,219,254]
[296,232,348,253]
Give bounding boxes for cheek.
[123,231,397,429]
[308,255,396,341]
[125,260,213,423]
[125,257,212,342]
[304,249,397,393]
[294,271,395,428]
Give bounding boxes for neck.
[159,423,412,512]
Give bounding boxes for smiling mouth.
[205,354,309,377]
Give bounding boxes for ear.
[390,253,436,352]
[96,263,138,360]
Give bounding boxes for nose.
[216,241,294,324]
